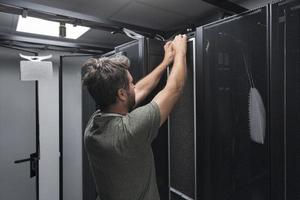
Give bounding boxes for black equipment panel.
[198,7,269,200]
[272,1,300,199]
[146,39,169,200]
[115,40,146,83]
[285,3,300,200]
[169,39,196,199]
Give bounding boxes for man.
[82,34,187,200]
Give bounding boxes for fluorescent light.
[16,16,90,39]
[65,24,90,39]
[17,16,58,37]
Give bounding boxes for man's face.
[126,71,136,112]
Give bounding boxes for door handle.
[14,153,39,178]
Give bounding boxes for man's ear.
[116,88,127,102]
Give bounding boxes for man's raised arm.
[134,41,174,106]
[152,34,187,126]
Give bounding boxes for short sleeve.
[125,101,161,144]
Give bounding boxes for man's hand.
[162,41,175,66]
[172,34,187,56]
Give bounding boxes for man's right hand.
[172,34,187,56]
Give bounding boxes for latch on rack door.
[14,152,39,178]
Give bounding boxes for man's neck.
[102,104,128,116]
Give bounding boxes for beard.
[126,89,136,112]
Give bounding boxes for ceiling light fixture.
[21,9,28,18]
[59,22,66,38]
[16,16,90,39]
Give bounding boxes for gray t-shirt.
[84,101,161,200]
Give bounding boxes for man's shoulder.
[124,102,161,143]
[127,101,160,119]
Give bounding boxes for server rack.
[196,6,270,200]
[114,39,147,83]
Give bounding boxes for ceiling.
[231,0,275,10]
[0,0,275,51]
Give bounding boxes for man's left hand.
[162,41,175,66]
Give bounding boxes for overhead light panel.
[16,16,90,39]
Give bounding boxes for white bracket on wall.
[20,54,53,81]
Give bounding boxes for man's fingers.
[164,41,172,49]
[176,34,186,38]
[174,34,181,40]
[165,41,172,46]
[173,34,187,42]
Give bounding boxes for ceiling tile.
[230,0,272,10]
[110,1,188,31]
[0,13,131,49]
[136,0,216,18]
[25,0,133,19]
[78,29,133,47]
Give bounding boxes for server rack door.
[198,7,269,200]
[274,1,300,199]
[146,38,169,200]
[285,3,300,199]
[169,38,196,200]
[270,2,285,200]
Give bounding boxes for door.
[197,7,270,200]
[272,1,300,199]
[0,46,37,200]
[169,38,196,200]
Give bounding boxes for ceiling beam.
[0,33,113,53]
[0,0,165,38]
[202,0,248,14]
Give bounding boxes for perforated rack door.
[169,38,197,200]
[281,1,300,199]
[198,6,269,200]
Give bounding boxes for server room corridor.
[0,0,298,200]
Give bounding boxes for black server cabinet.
[272,1,300,200]
[169,38,196,200]
[145,38,169,200]
[115,39,147,83]
[196,7,270,200]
